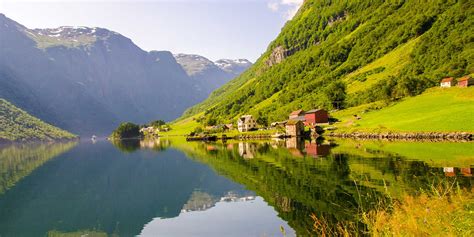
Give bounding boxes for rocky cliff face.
[0,14,199,135]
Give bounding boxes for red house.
[304,109,329,126]
[457,76,474,88]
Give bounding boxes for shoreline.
[326,131,473,141]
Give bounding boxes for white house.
[237,115,257,132]
[440,77,455,88]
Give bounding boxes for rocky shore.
[327,131,473,141]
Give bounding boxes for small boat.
[91,135,97,141]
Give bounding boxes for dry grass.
[311,181,474,236]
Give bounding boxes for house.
[440,77,455,88]
[270,121,288,127]
[304,109,329,126]
[237,115,257,132]
[457,76,474,88]
[289,109,305,121]
[285,120,305,137]
[224,124,234,130]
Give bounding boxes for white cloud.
[267,2,280,12]
[267,0,304,20]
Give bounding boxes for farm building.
[440,77,455,87]
[304,109,329,126]
[288,109,305,121]
[457,76,474,87]
[285,120,305,137]
[237,115,257,132]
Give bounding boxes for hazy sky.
[0,0,303,62]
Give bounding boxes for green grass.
[344,37,419,94]
[333,87,474,133]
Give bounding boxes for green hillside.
[182,0,473,127]
[332,87,474,132]
[0,99,76,142]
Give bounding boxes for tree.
[111,122,140,139]
[149,120,166,128]
[324,81,346,109]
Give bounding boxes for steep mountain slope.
[174,54,251,98]
[183,0,473,124]
[0,99,76,142]
[0,14,200,135]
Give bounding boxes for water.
[0,138,472,236]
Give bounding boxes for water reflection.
[0,139,471,236]
[0,142,77,195]
[0,141,289,236]
[174,138,473,235]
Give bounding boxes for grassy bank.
[331,87,474,133]
[161,114,280,137]
[0,99,77,142]
[164,87,473,139]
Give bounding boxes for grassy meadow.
[332,87,474,133]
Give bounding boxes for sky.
[0,0,304,62]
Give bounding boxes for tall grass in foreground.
[311,180,474,236]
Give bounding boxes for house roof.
[286,119,303,125]
[289,109,304,116]
[238,115,254,123]
[441,77,454,83]
[458,76,472,82]
[306,109,326,114]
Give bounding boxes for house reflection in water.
[284,138,331,158]
[443,167,455,177]
[305,141,331,158]
[139,139,170,150]
[443,167,473,177]
[238,142,257,159]
[286,137,305,157]
[461,167,472,177]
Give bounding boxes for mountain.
[0,99,76,142]
[174,54,251,98]
[0,14,200,136]
[215,59,253,75]
[182,0,473,124]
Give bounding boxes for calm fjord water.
[0,139,472,236]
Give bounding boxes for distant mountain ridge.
[0,14,250,136]
[174,54,252,98]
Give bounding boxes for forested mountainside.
[174,54,252,98]
[0,99,76,142]
[0,14,248,136]
[183,0,473,124]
